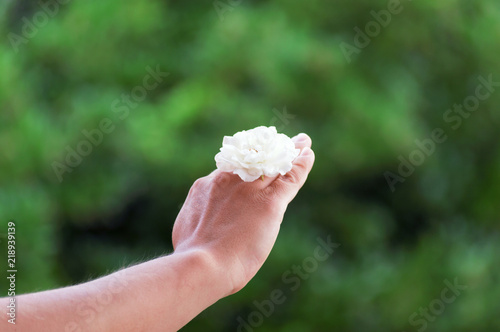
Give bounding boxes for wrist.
[172,248,234,298]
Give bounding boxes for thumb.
[271,146,315,202]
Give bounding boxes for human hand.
[172,133,315,296]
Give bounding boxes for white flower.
[215,126,300,182]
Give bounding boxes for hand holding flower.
[173,132,315,295]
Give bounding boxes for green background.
[1,0,499,331]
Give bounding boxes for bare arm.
[1,134,315,332]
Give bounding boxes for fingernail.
[293,133,308,142]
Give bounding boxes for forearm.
[0,133,313,331]
[1,250,227,332]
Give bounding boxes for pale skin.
[1,134,315,332]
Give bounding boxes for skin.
[1,134,315,332]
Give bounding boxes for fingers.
[270,135,315,202]
[253,134,312,189]
[292,133,312,151]
[206,133,314,195]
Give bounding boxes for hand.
[172,133,315,296]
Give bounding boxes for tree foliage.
[1,0,499,330]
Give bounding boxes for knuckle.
[189,177,207,197]
[213,172,232,186]
[192,177,206,189]
[254,191,272,207]
[285,168,302,185]
[255,187,283,212]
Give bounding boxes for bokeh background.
[1,0,500,331]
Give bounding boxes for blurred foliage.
[1,0,500,331]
